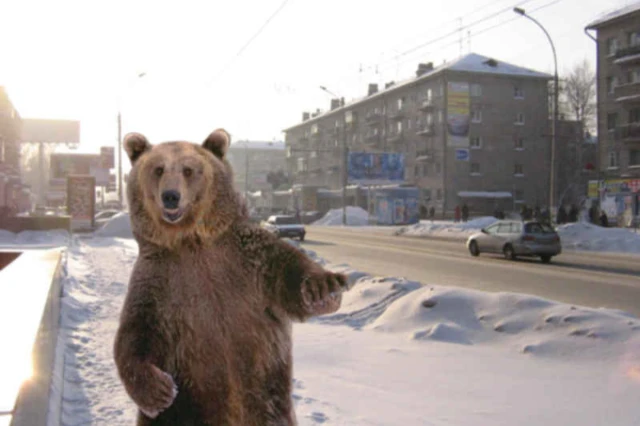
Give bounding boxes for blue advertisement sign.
[347,152,405,185]
[455,149,470,161]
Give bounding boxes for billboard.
[21,118,80,143]
[67,175,95,230]
[100,146,115,169]
[446,82,470,148]
[347,152,405,185]
[455,149,470,161]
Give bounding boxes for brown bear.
[113,129,349,426]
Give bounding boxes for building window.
[396,121,403,133]
[514,86,524,99]
[397,98,404,110]
[608,151,619,169]
[630,150,640,167]
[629,32,640,47]
[607,37,618,56]
[514,163,524,176]
[607,76,618,94]
[414,163,428,177]
[515,189,524,202]
[628,69,640,84]
[630,108,640,123]
[438,110,443,123]
[407,118,412,130]
[514,137,524,150]
[436,189,443,200]
[471,109,482,123]
[470,162,481,175]
[435,162,442,174]
[297,158,306,172]
[607,113,618,131]
[426,88,432,100]
[470,84,482,97]
[470,136,482,149]
[426,113,434,126]
[515,113,525,125]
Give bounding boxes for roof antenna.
[458,18,463,57]
[467,30,471,53]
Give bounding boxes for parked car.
[261,215,306,241]
[94,209,121,228]
[466,220,561,263]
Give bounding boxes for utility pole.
[117,112,123,207]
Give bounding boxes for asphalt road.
[302,226,640,318]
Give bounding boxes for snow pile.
[0,229,70,247]
[557,222,640,254]
[395,216,497,240]
[95,212,134,239]
[312,206,369,226]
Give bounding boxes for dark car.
[261,215,306,241]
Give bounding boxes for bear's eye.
[154,166,164,177]
[183,167,193,178]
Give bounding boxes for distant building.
[0,86,22,173]
[586,4,640,225]
[283,53,556,216]
[227,141,287,209]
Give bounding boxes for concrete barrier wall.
[0,216,71,233]
[0,249,64,426]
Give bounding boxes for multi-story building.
[586,4,640,178]
[0,86,22,172]
[227,141,287,208]
[283,53,554,216]
[586,4,640,225]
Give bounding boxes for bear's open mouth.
[162,208,185,223]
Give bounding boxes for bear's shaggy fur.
[113,129,348,426]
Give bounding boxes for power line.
[207,0,291,87]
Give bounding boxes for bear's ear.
[202,128,230,160]
[124,132,151,165]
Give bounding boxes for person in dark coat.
[429,206,435,221]
[568,204,579,223]
[454,205,461,223]
[461,203,469,222]
[419,204,427,220]
[599,211,609,227]
[556,205,567,225]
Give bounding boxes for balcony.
[418,98,434,111]
[387,131,404,143]
[415,150,433,162]
[615,44,640,65]
[365,112,382,125]
[614,83,640,103]
[617,123,640,142]
[390,107,405,120]
[416,125,435,136]
[365,132,380,145]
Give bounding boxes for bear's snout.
[161,190,181,210]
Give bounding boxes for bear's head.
[124,129,241,249]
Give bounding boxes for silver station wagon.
[466,220,562,263]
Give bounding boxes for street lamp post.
[514,7,559,211]
[319,86,348,226]
[117,72,147,208]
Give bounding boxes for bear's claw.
[301,271,349,316]
[135,365,178,419]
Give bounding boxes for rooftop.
[283,52,552,132]
[229,140,285,151]
[586,1,640,29]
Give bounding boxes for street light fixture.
[117,72,147,208]
[514,7,559,211]
[319,85,348,226]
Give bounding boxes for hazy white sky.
[0,0,633,156]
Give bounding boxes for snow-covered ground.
[313,206,370,226]
[3,224,640,425]
[395,216,498,240]
[396,217,640,256]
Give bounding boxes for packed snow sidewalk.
[40,230,640,425]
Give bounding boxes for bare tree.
[560,59,596,132]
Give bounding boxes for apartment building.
[227,140,287,194]
[283,53,554,215]
[586,4,640,179]
[0,86,22,172]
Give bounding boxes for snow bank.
[395,216,497,239]
[557,221,640,254]
[312,206,369,226]
[0,229,70,247]
[95,212,134,239]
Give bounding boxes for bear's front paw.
[131,364,178,419]
[301,271,349,316]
